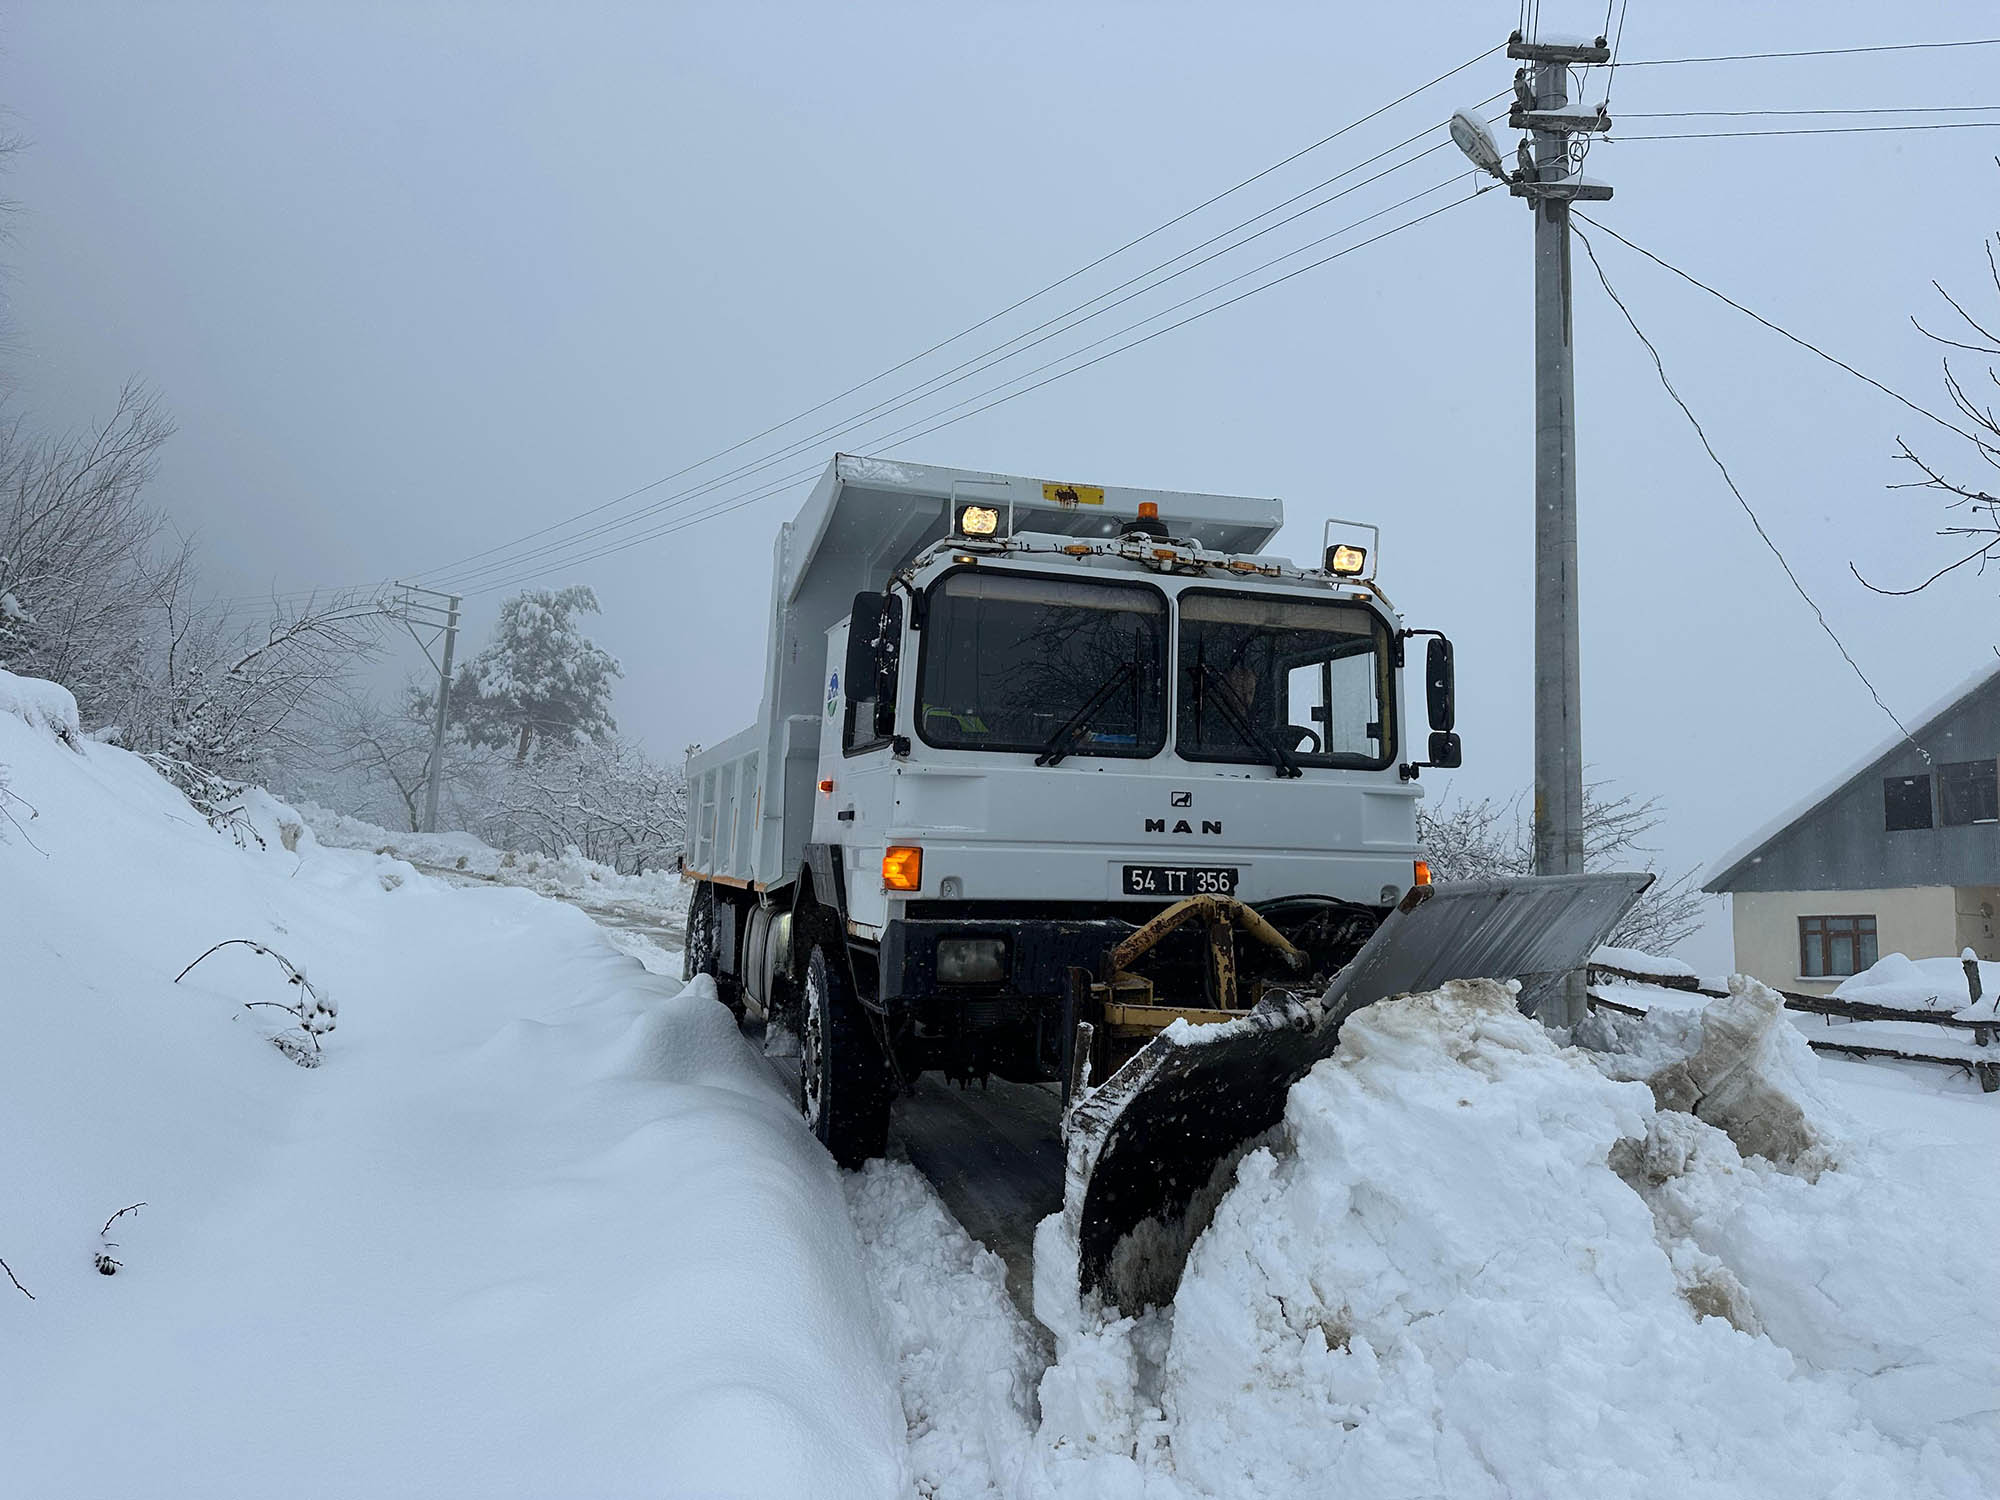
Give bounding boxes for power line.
[432,138,1485,593]
[1612,119,2000,140]
[1571,222,1929,762]
[1570,212,1978,445]
[460,186,1497,597]
[404,44,1505,588]
[1622,104,2000,117]
[429,123,1485,592]
[458,179,1491,595]
[1620,36,2000,67]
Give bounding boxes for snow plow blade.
[1057,872,1653,1314]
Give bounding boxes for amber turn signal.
[817,778,834,795]
[1413,859,1433,888]
[883,845,923,891]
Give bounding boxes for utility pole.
[1508,31,1612,1028]
[392,582,463,835]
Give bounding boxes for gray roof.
[1704,657,2000,894]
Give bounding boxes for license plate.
[1123,865,1238,897]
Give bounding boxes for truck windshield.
[918,571,1166,759]
[1178,591,1393,770]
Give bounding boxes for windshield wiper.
[1200,663,1302,779]
[1036,661,1139,766]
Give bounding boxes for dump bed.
[683,454,1285,891]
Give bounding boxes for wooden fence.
[1586,962,1998,1094]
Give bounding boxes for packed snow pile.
[0,670,904,1498]
[1028,980,1999,1499]
[1835,950,1996,1019]
[0,666,81,746]
[299,801,685,911]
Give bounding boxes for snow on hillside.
[0,669,904,1498]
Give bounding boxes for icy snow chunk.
[0,667,80,747]
[1597,976,1845,1176]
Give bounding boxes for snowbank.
[0,665,80,745]
[1591,943,1697,978]
[1835,950,1996,1019]
[298,801,686,912]
[1028,981,1999,1498]
[0,674,904,1498]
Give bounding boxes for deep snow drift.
[1018,981,1999,1499]
[0,670,905,1498]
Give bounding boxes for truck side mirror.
[1428,730,1462,769]
[1426,637,1455,733]
[871,595,903,741]
[844,592,884,698]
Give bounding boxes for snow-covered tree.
[0,383,183,722]
[446,586,621,763]
[487,738,686,873]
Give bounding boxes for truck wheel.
[683,884,744,1018]
[800,943,891,1168]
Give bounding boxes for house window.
[1883,774,1933,831]
[1939,759,1999,826]
[1799,914,1878,979]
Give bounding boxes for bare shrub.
[1420,784,1708,955]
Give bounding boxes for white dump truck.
[685,454,1644,1308]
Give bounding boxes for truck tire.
[800,943,891,1168]
[682,883,744,1018]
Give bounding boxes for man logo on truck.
[1145,818,1223,835]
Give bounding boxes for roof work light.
[957,504,1001,538]
[1326,544,1368,576]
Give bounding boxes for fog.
[9,0,1998,967]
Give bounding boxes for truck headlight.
[937,936,1009,984]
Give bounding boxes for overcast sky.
[9,1,2000,965]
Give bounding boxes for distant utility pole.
[392,582,463,835]
[1510,31,1612,1028]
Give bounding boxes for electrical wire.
[401,45,1506,589]
[425,123,1483,592]
[459,185,1498,597]
[429,131,1485,593]
[1622,104,2000,117]
[1571,221,1930,762]
[1619,36,2000,67]
[452,175,1489,594]
[1612,119,2000,140]
[1570,212,1978,445]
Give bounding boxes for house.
[1703,661,2000,994]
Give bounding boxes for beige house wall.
[1729,886,1960,995]
[1956,885,2000,961]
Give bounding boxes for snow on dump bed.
[1028,980,1999,1499]
[0,675,904,1498]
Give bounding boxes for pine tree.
[448,586,621,763]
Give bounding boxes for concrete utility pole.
[392,582,463,835]
[1507,31,1612,1028]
